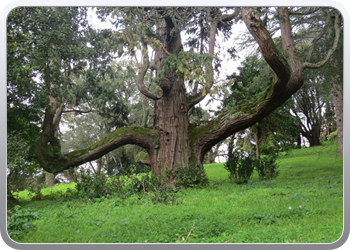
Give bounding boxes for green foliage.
[224,55,275,111]
[255,152,280,180]
[75,169,114,199]
[7,205,40,240]
[224,149,258,184]
[160,50,212,83]
[142,174,178,205]
[173,163,209,188]
[7,132,42,199]
[225,144,280,183]
[327,130,338,141]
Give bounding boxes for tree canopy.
[7,7,342,186]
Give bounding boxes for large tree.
[10,7,341,186]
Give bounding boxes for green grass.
[10,141,343,243]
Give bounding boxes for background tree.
[290,7,343,152]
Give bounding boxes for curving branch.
[306,15,331,62]
[221,7,241,22]
[187,8,241,111]
[137,44,162,100]
[241,7,291,82]
[37,127,159,174]
[187,13,218,110]
[191,7,305,162]
[289,7,321,16]
[303,12,340,70]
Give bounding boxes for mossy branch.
[39,127,159,174]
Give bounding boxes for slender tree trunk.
[97,158,102,174]
[45,172,55,187]
[255,125,261,159]
[7,185,21,209]
[63,170,73,183]
[333,82,343,156]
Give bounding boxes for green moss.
[135,151,149,162]
[189,123,213,147]
[65,127,158,159]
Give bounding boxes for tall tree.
[10,7,341,186]
[291,79,324,147]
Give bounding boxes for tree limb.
[187,14,218,110]
[221,8,241,22]
[38,127,159,174]
[137,44,162,100]
[303,12,340,70]
[191,7,305,162]
[289,7,321,16]
[241,7,290,82]
[306,15,331,62]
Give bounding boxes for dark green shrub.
[143,174,178,204]
[255,152,280,179]
[173,163,209,188]
[75,169,117,199]
[7,205,40,240]
[224,149,258,184]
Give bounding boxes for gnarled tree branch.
[191,7,305,162]
[289,7,321,16]
[137,44,162,100]
[187,13,218,110]
[306,15,331,62]
[37,127,159,174]
[303,12,340,70]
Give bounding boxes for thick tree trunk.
[152,80,191,179]
[149,17,193,185]
[302,129,321,147]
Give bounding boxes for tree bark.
[45,172,55,187]
[333,82,343,156]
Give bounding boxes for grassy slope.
[12,142,343,243]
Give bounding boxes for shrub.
[7,205,40,240]
[224,149,258,184]
[173,163,209,188]
[142,174,178,204]
[255,152,280,179]
[75,169,118,199]
[327,130,337,141]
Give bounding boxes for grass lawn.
[9,141,343,243]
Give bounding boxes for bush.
[75,168,151,200]
[224,149,258,184]
[75,169,117,199]
[327,130,338,141]
[7,205,40,240]
[143,174,178,204]
[173,163,209,188]
[255,153,280,180]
